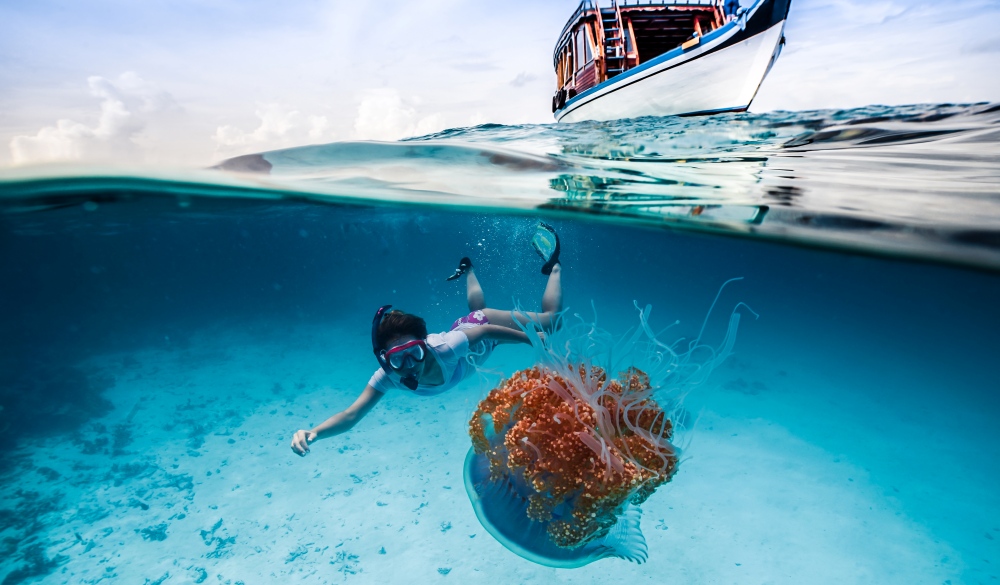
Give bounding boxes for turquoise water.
[1,104,999,584]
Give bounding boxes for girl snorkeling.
[290,223,562,456]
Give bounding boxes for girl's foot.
[446,257,473,281]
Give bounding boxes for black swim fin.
[447,257,473,281]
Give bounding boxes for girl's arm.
[290,385,384,456]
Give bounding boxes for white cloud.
[213,104,330,156]
[752,0,1000,111]
[352,89,445,141]
[964,36,1000,54]
[825,0,907,24]
[509,72,537,88]
[9,72,176,165]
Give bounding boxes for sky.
[0,0,998,167]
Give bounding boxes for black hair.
[376,310,428,350]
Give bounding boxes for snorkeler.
[289,223,563,456]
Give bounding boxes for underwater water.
[1,104,999,584]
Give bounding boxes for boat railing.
[618,0,722,5]
[555,0,596,63]
[555,0,723,63]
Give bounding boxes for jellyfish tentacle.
[521,436,544,462]
[693,276,744,348]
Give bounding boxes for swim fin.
[531,222,560,275]
[447,257,473,281]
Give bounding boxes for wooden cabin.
[552,0,735,112]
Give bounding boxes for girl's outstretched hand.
[291,429,317,456]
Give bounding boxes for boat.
[552,0,791,122]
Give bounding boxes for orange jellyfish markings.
[468,365,679,549]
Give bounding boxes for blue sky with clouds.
[1,0,998,166]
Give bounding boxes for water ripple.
[2,103,998,271]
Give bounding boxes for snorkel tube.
[371,304,420,390]
[372,304,393,374]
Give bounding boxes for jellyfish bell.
[464,443,648,568]
[464,364,679,568]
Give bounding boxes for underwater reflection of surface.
[191,102,1000,271]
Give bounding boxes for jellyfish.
[464,280,754,567]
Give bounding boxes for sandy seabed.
[0,321,992,585]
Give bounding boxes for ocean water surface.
[1,104,999,584]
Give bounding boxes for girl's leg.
[483,264,561,330]
[541,264,562,314]
[466,267,486,312]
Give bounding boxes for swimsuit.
[368,311,495,395]
[451,309,490,330]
